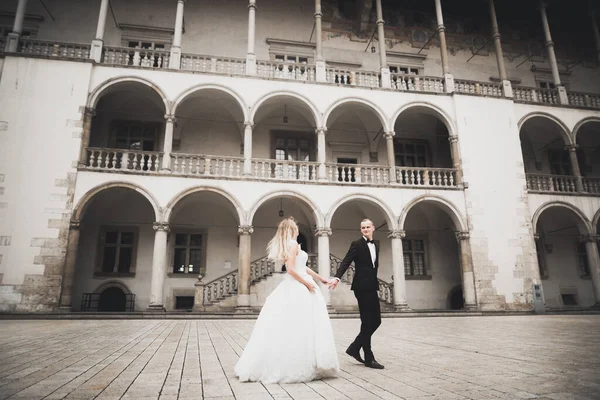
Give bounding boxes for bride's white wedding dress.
[234,240,340,383]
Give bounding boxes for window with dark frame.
[273,134,313,180]
[99,229,136,274]
[173,233,204,274]
[403,238,427,276]
[547,149,572,176]
[111,121,160,152]
[394,140,429,168]
[123,39,170,68]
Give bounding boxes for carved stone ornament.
[153,222,171,232]
[387,229,406,239]
[238,225,254,235]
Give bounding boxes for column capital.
[579,234,600,243]
[437,24,446,33]
[84,108,96,118]
[565,144,579,152]
[153,222,171,232]
[448,135,459,144]
[455,231,470,241]
[538,1,548,10]
[244,120,254,129]
[177,0,186,3]
[534,233,541,241]
[248,0,257,10]
[492,32,501,40]
[376,19,385,26]
[314,11,323,18]
[70,219,81,230]
[387,229,406,239]
[164,114,176,123]
[314,227,332,237]
[384,131,395,140]
[315,127,327,135]
[238,225,254,235]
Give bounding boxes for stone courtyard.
[0,315,599,400]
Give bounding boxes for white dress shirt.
[363,236,376,267]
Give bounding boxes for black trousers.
[353,290,381,360]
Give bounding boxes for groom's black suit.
[334,237,381,363]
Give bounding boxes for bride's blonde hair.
[267,217,299,263]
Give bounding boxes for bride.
[234,217,340,383]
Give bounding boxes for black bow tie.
[365,239,374,244]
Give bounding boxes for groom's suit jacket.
[334,237,379,292]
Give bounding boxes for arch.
[249,91,321,127]
[73,182,161,222]
[164,186,245,224]
[87,76,170,113]
[572,117,600,141]
[325,193,397,230]
[591,208,600,233]
[517,112,573,145]
[94,280,132,294]
[249,190,324,227]
[323,97,389,132]
[531,201,593,235]
[171,83,249,120]
[391,101,458,137]
[398,195,467,232]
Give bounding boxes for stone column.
[592,6,600,64]
[148,222,170,311]
[384,132,397,184]
[90,0,109,62]
[314,0,326,82]
[488,0,513,98]
[58,220,81,310]
[316,127,328,181]
[448,135,463,186]
[434,0,454,93]
[161,115,175,172]
[237,225,253,310]
[315,228,332,304]
[581,234,600,306]
[388,230,410,310]
[78,108,95,168]
[456,231,477,310]
[5,0,28,52]
[539,1,568,105]
[243,121,253,176]
[169,0,186,69]
[246,0,257,75]
[566,144,584,192]
[375,0,391,88]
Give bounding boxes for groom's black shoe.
[365,359,385,369]
[345,344,365,364]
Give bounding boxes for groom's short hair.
[360,218,374,227]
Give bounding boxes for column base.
[380,67,391,89]
[245,54,257,75]
[444,73,455,93]
[90,39,103,63]
[557,86,569,105]
[146,305,166,312]
[393,302,412,312]
[169,47,181,69]
[501,79,513,98]
[316,60,326,82]
[159,168,171,174]
[235,306,254,314]
[57,305,73,312]
[237,293,250,307]
[5,32,20,53]
[463,304,478,311]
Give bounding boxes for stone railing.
[257,61,315,81]
[514,86,559,105]
[391,74,445,93]
[171,153,244,178]
[567,92,600,110]
[396,167,458,188]
[582,178,600,194]
[102,46,171,69]
[85,147,162,173]
[326,163,390,185]
[329,254,393,305]
[18,39,90,59]
[526,174,578,193]
[180,55,246,75]
[454,79,502,97]
[325,68,380,88]
[252,159,320,181]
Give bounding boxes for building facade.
[0,0,599,313]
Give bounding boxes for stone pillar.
[148,222,170,311]
[246,0,257,75]
[58,220,81,310]
[384,132,397,184]
[592,6,600,64]
[565,144,584,192]
[78,108,95,168]
[316,127,328,181]
[434,0,454,93]
[315,228,332,304]
[488,0,513,98]
[581,235,600,306]
[243,121,253,176]
[169,0,186,69]
[388,230,410,310]
[5,0,29,52]
[161,115,175,172]
[237,225,253,310]
[193,274,206,311]
[90,0,109,62]
[375,0,391,88]
[448,135,463,186]
[314,0,326,82]
[456,231,477,310]
[539,1,568,105]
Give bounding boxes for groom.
[328,218,384,369]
